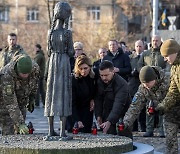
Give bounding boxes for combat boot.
[143,131,154,137]
[158,132,165,138]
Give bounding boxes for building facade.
[0,0,178,56]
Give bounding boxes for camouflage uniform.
[123,67,169,135]
[137,47,170,135]
[157,53,180,154]
[0,45,26,70]
[34,49,46,106]
[0,57,39,135]
[137,47,168,71]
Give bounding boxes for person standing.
[34,44,46,107]
[70,41,85,72]
[0,33,26,70]
[44,2,74,140]
[103,40,131,81]
[95,60,132,138]
[0,55,39,135]
[137,35,168,137]
[156,39,180,154]
[128,40,146,132]
[93,48,107,79]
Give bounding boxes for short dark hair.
[35,44,42,49]
[109,40,118,44]
[99,60,114,71]
[8,33,17,37]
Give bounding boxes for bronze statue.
[44,1,74,141]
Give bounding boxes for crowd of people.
[0,27,179,154]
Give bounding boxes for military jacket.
[137,47,167,71]
[0,57,40,124]
[123,67,169,128]
[34,50,45,78]
[0,45,26,70]
[159,53,180,112]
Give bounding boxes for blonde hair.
[73,42,83,50]
[74,55,94,78]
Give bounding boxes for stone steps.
[123,142,163,154]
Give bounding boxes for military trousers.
[35,78,45,106]
[0,111,14,135]
[164,113,180,154]
[146,111,164,133]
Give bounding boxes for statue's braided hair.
[47,2,71,56]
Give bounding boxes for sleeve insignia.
[5,85,13,95]
[132,96,137,103]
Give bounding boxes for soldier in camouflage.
[156,39,180,154]
[0,33,26,70]
[123,66,169,138]
[34,44,46,107]
[0,55,40,135]
[137,35,170,137]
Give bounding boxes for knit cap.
[139,66,157,83]
[16,55,32,74]
[160,39,180,57]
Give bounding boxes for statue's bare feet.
[43,135,53,141]
[49,131,59,136]
[59,135,73,141]
[43,131,59,141]
[59,133,73,141]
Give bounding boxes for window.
[27,8,39,22]
[0,6,9,22]
[87,6,100,22]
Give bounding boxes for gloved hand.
[27,100,35,113]
[155,103,165,115]
[155,103,165,112]
[19,124,29,135]
[14,124,29,135]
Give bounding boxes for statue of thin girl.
[44,1,74,141]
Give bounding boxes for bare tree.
[44,0,56,28]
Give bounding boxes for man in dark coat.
[128,40,146,132]
[103,40,131,81]
[95,60,132,138]
[93,48,107,80]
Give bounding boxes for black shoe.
[140,128,146,132]
[159,132,165,138]
[143,132,154,137]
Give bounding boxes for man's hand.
[97,117,102,127]
[155,103,165,112]
[90,100,94,111]
[27,100,35,113]
[19,124,29,134]
[155,103,165,115]
[100,121,111,134]
[114,67,119,73]
[78,121,84,128]
[14,124,29,135]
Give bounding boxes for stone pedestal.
[0,133,133,154]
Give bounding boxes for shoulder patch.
[132,96,137,103]
[4,84,13,95]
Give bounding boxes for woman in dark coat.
[71,55,95,133]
